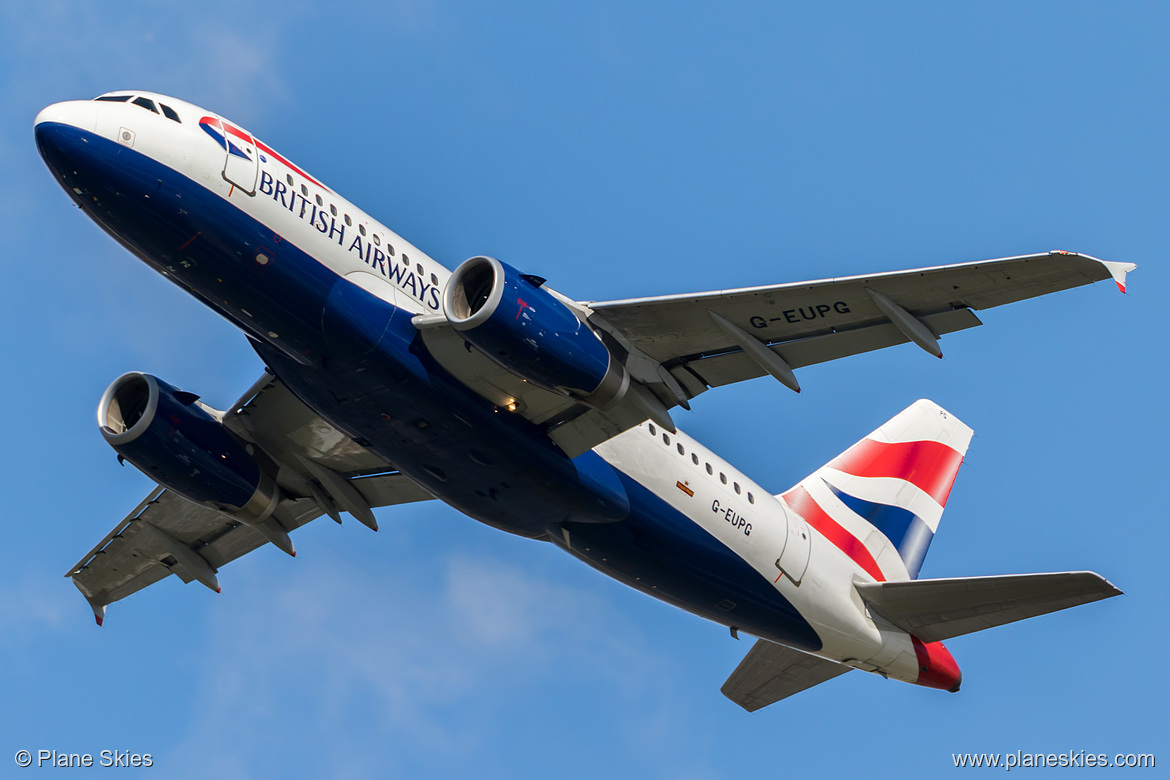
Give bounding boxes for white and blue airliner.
[36,92,1130,708]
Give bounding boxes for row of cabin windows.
[91,94,442,288]
[647,423,755,504]
[279,174,440,285]
[95,94,181,124]
[94,93,445,289]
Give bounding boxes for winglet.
[1100,259,1137,294]
[1063,252,1137,294]
[86,594,106,626]
[74,578,107,627]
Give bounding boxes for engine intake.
[443,256,627,407]
[98,372,278,523]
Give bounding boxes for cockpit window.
[132,97,159,114]
[95,95,132,102]
[159,104,181,123]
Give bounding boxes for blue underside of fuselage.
[36,120,820,650]
[559,476,820,650]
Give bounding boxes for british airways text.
[258,170,441,310]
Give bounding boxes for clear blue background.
[2,2,1165,777]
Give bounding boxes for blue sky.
[3,2,1166,777]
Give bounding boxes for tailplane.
[855,571,1122,642]
[780,399,973,581]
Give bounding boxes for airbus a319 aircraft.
[36,91,1131,709]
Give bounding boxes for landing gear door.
[218,116,259,196]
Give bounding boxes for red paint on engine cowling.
[911,636,962,692]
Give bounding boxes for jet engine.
[98,372,279,524]
[442,256,628,407]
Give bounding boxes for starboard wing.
[416,252,1132,458]
[585,251,1133,392]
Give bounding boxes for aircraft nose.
[34,101,101,178]
[35,100,99,134]
[911,637,962,692]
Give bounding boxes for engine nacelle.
[98,372,278,522]
[442,256,628,407]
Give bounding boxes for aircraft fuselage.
[37,92,963,692]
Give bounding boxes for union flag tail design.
[780,400,973,581]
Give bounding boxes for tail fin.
[780,399,973,581]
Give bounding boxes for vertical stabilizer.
[780,400,973,581]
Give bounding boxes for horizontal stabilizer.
[721,639,851,712]
[855,571,1122,643]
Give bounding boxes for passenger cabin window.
[132,97,159,114]
[316,194,323,207]
[416,263,424,275]
[748,493,755,504]
[159,104,181,123]
[345,215,352,226]
[691,453,699,465]
[431,273,438,285]
[300,184,308,197]
[706,463,713,475]
[373,234,381,246]
[648,424,657,436]
[95,95,132,102]
[734,483,741,494]
[330,204,337,217]
[286,174,294,185]
[720,473,727,485]
[677,443,685,456]
[359,225,367,236]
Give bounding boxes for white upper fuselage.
[37,92,450,316]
